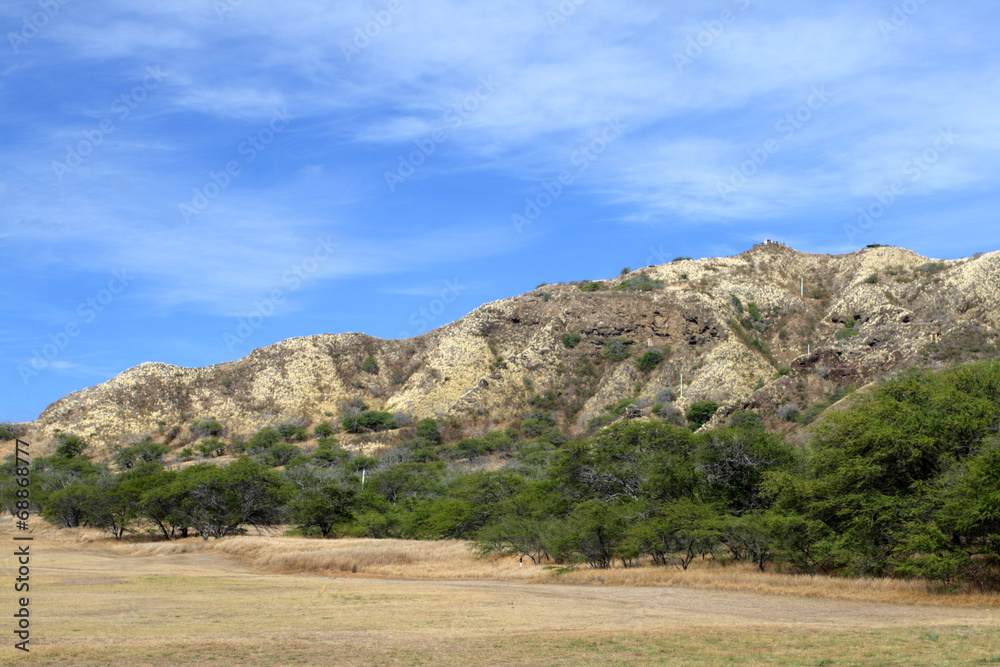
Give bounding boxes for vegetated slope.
[21,244,1000,457]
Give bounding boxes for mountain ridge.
[18,243,1000,458]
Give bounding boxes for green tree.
[113,440,170,470]
[54,433,88,458]
[415,418,442,445]
[181,458,290,539]
[314,421,336,438]
[193,418,225,437]
[86,463,170,539]
[288,475,358,537]
[602,337,632,362]
[685,401,719,429]
[636,348,665,372]
[562,332,582,348]
[341,410,397,434]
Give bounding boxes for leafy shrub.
[521,410,556,438]
[314,421,336,438]
[776,403,801,422]
[528,390,559,410]
[361,356,379,375]
[746,302,761,321]
[196,437,227,458]
[637,349,665,372]
[520,419,551,439]
[193,417,225,437]
[602,337,633,362]
[863,274,879,284]
[277,422,309,442]
[671,256,692,263]
[730,294,744,314]
[415,418,442,445]
[539,427,567,446]
[342,410,398,433]
[266,443,301,467]
[774,367,791,379]
[799,401,831,425]
[836,323,860,340]
[685,401,719,429]
[562,331,582,348]
[616,273,664,291]
[620,267,632,275]
[0,423,25,441]
[454,437,486,458]
[54,433,88,458]
[729,411,763,429]
[113,439,170,470]
[587,414,616,432]
[579,281,605,292]
[609,399,635,417]
[247,427,281,453]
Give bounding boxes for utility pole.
[800,276,804,298]
[680,373,684,399]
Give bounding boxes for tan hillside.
[19,244,1000,457]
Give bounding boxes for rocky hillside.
[18,244,1000,457]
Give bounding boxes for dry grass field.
[2,519,999,666]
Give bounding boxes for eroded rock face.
[22,245,1000,457]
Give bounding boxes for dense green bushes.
[562,331,582,348]
[616,273,663,291]
[12,361,1000,591]
[602,337,632,362]
[685,401,719,429]
[636,348,665,372]
[341,410,397,433]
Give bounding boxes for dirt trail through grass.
[2,531,998,666]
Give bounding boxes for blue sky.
[2,0,999,423]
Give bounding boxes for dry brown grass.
[4,519,999,666]
[44,521,1000,608]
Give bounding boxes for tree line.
[4,360,999,591]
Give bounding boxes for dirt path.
[4,537,999,665]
